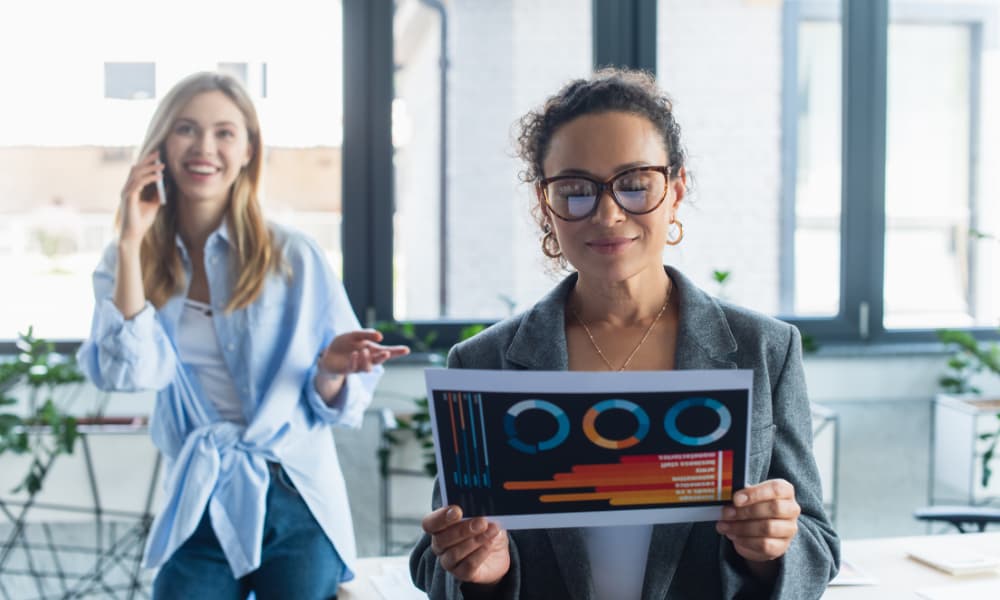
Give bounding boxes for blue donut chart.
[504,399,570,454]
[663,397,732,446]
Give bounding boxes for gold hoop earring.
[665,220,684,246]
[542,224,562,258]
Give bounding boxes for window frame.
[344,0,661,350]
[781,0,998,345]
[5,0,998,355]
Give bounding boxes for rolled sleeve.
[78,298,177,392]
[304,367,381,428]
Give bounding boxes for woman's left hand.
[716,479,800,566]
[318,329,410,375]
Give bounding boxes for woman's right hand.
[119,151,165,246]
[423,505,510,587]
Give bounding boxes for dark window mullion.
[343,0,394,325]
[593,0,656,71]
[841,0,888,342]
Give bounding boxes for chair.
[913,505,1000,533]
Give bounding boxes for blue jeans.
[152,463,346,600]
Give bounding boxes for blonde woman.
[78,72,408,599]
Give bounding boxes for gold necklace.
[570,289,670,371]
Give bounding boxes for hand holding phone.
[154,159,167,205]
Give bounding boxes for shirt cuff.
[96,298,158,364]
[305,367,366,428]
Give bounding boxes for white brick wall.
[658,0,784,313]
[395,0,591,319]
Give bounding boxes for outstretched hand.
[318,329,409,375]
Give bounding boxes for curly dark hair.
[515,68,688,270]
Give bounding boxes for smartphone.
[154,158,167,205]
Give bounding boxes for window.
[391,0,592,320]
[7,0,996,347]
[0,0,344,341]
[884,1,1000,329]
[653,0,997,342]
[104,62,156,100]
[217,62,249,86]
[656,0,842,319]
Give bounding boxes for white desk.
[822,532,1000,598]
[340,533,1000,600]
[339,555,422,599]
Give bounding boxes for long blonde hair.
[131,71,279,311]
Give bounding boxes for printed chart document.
[424,369,753,529]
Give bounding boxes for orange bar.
[539,488,730,504]
[565,464,731,478]
[620,452,726,463]
[609,491,725,505]
[504,473,717,490]
[595,480,732,492]
[447,393,459,454]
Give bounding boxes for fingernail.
[735,493,748,505]
[722,508,735,519]
[471,519,486,533]
[446,507,458,520]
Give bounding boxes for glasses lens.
[612,170,666,213]
[547,179,598,219]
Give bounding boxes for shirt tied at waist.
[142,421,280,577]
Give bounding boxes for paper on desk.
[907,546,1000,576]
[370,563,426,600]
[915,579,1000,600]
[827,558,878,586]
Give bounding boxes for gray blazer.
[410,267,839,599]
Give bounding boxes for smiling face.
[163,90,252,210]
[540,111,685,284]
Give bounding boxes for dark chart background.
[433,389,749,517]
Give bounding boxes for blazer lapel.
[546,527,595,599]
[667,266,738,371]
[505,274,576,371]
[641,523,694,600]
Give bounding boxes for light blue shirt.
[77,221,380,579]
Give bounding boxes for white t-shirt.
[176,299,245,424]
[583,524,654,600]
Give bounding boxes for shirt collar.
[173,219,235,255]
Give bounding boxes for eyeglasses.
[539,165,672,221]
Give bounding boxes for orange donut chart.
[582,399,650,450]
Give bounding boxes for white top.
[583,524,653,600]
[177,298,245,424]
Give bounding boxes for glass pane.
[393,0,592,320]
[884,0,1000,329]
[795,19,842,317]
[657,0,841,317]
[0,1,344,340]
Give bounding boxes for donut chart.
[504,399,570,454]
[663,397,732,446]
[582,399,650,449]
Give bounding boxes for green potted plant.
[932,328,1000,503]
[0,327,84,495]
